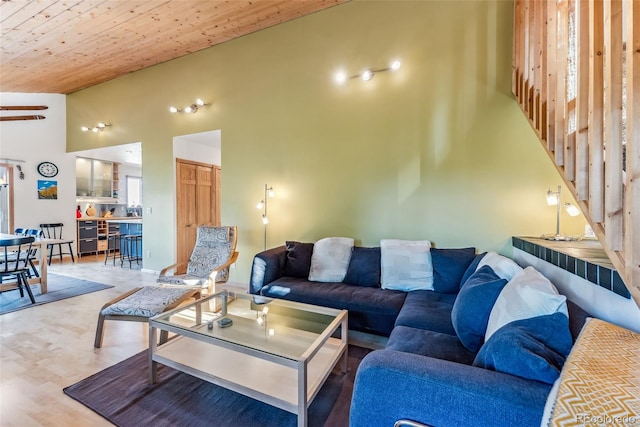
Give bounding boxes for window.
[126,175,142,207]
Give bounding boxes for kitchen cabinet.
[77,219,98,256]
[77,219,121,256]
[76,157,114,199]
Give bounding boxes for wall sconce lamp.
[334,59,401,84]
[81,122,111,133]
[542,185,581,241]
[169,98,208,114]
[257,184,275,249]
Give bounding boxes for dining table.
[0,232,58,294]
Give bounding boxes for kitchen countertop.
[105,218,142,224]
[77,216,141,222]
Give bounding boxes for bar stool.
[121,234,142,268]
[104,232,122,266]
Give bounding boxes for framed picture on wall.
[37,180,58,199]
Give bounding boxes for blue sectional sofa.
[250,242,590,427]
[250,243,407,335]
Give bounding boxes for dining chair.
[39,223,75,265]
[0,236,36,304]
[23,229,43,278]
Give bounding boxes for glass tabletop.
[151,291,343,360]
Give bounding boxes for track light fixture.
[81,122,111,133]
[169,98,208,114]
[334,59,401,84]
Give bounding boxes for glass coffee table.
[149,290,348,427]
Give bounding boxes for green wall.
[67,0,586,282]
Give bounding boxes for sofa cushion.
[343,246,381,288]
[308,237,354,282]
[260,276,406,336]
[386,325,477,365]
[476,251,523,281]
[451,265,508,352]
[473,313,573,384]
[459,251,487,287]
[394,290,457,335]
[284,241,313,278]
[485,266,568,341]
[431,247,476,293]
[380,239,433,291]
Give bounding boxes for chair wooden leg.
[159,330,169,344]
[47,245,53,265]
[20,273,35,304]
[94,313,106,348]
[68,242,75,262]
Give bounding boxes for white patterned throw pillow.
[380,239,433,291]
[308,237,355,282]
[485,266,568,341]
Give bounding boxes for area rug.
[64,345,371,427]
[0,273,113,315]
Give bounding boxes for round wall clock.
[37,161,59,178]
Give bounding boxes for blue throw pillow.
[459,251,488,287]
[343,247,381,287]
[472,313,573,384]
[431,247,476,293]
[451,265,508,352]
[283,241,314,278]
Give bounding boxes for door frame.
[0,163,14,234]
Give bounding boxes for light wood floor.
[0,255,185,426]
[0,255,386,426]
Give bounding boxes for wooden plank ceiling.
[0,0,346,94]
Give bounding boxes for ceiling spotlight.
[335,71,347,84]
[361,70,374,81]
[81,122,111,133]
[334,59,401,85]
[169,98,209,114]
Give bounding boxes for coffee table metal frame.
[148,290,348,427]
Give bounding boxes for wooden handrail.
[513,0,640,308]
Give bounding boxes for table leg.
[341,312,348,373]
[297,359,308,427]
[149,324,158,384]
[39,243,48,293]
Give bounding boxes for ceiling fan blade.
[0,105,49,111]
[0,115,46,121]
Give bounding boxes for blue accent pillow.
[344,247,381,287]
[451,265,508,352]
[459,251,488,288]
[472,313,573,384]
[284,241,314,278]
[431,247,476,293]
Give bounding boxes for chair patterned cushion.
[100,286,193,318]
[185,226,235,282]
[157,274,205,286]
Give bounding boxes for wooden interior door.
[176,159,220,268]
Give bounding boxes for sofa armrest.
[350,350,551,427]
[249,245,287,295]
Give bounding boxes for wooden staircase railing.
[512,0,639,308]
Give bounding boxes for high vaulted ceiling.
[0,0,346,94]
